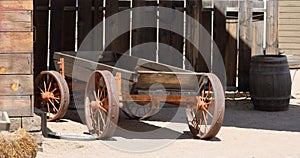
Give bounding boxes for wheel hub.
[90,101,107,113]
[197,98,209,111]
[41,92,55,100]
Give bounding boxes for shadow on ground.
[223,100,300,132]
[62,99,300,140]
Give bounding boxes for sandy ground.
[36,71,300,158]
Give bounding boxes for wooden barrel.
[249,55,291,111]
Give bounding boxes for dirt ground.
[36,71,300,158]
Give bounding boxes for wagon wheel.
[85,70,119,139]
[122,100,161,120]
[35,71,70,122]
[186,73,225,139]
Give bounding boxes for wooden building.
[0,0,40,131]
[278,0,300,57]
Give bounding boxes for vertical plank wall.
[33,0,279,91]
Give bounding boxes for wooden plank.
[0,10,32,31]
[225,19,238,87]
[238,0,253,91]
[132,0,157,61]
[33,0,49,76]
[279,13,300,19]
[0,75,33,95]
[279,37,300,43]
[158,1,184,68]
[282,49,300,55]
[78,0,93,47]
[279,24,300,31]
[49,0,64,69]
[61,0,76,51]
[279,1,300,7]
[135,71,199,90]
[93,0,104,26]
[0,32,33,53]
[266,0,278,54]
[279,43,300,49]
[279,31,300,37]
[185,0,210,72]
[105,0,130,53]
[0,1,33,11]
[0,54,32,74]
[215,1,238,88]
[279,19,300,25]
[279,7,300,13]
[252,19,264,56]
[0,96,33,117]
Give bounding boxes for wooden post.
[238,0,253,91]
[50,0,65,69]
[132,0,157,61]
[34,0,49,76]
[186,0,210,72]
[266,0,278,54]
[105,0,130,53]
[159,1,184,68]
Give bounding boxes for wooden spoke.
[48,79,52,92]
[202,111,208,133]
[93,91,99,101]
[203,108,213,118]
[50,88,57,93]
[48,99,59,112]
[43,81,47,93]
[97,109,106,127]
[39,87,44,93]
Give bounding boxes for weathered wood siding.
[0,0,34,117]
[279,0,300,56]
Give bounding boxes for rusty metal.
[58,58,65,78]
[34,71,70,122]
[84,70,119,139]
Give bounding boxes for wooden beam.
[34,0,49,76]
[0,96,33,117]
[0,1,33,11]
[0,54,32,74]
[0,32,33,53]
[238,0,253,91]
[266,0,279,54]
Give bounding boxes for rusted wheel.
[85,70,119,139]
[186,73,225,139]
[35,71,70,122]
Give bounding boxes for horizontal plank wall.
[0,0,34,117]
[279,0,300,56]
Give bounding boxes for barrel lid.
[251,55,288,63]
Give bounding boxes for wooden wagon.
[34,51,225,140]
